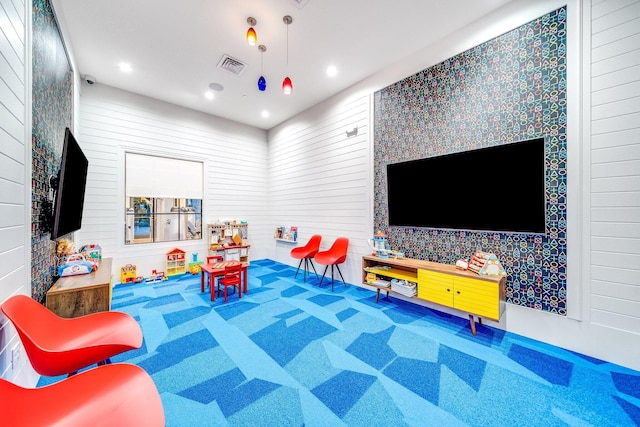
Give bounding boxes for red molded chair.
[290,234,322,282]
[0,363,164,426]
[217,262,243,302]
[1,294,143,377]
[314,237,349,291]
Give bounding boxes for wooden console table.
[46,258,113,318]
[362,255,506,335]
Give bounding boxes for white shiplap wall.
[268,93,372,285]
[0,0,33,385]
[77,83,270,279]
[590,0,640,333]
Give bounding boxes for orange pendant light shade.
[246,27,257,45]
[246,17,257,46]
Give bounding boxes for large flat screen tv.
[387,137,546,234]
[50,128,89,240]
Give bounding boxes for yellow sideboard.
[362,255,505,335]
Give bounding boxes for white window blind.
[126,153,203,199]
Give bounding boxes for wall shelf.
[275,238,298,243]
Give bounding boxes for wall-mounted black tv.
[387,137,546,234]
[50,128,89,240]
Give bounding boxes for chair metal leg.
[336,264,346,285]
[294,259,304,279]
[331,265,335,292]
[330,265,346,292]
[319,266,329,287]
[309,259,319,279]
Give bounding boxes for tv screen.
[51,128,89,240]
[387,138,546,234]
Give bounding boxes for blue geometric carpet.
[39,259,640,426]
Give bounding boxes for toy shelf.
[363,266,417,283]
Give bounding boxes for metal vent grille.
[291,0,310,8]
[217,55,247,76]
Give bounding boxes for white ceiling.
[53,0,513,130]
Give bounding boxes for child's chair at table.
[217,262,243,302]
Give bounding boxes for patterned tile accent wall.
[373,8,567,315]
[31,0,74,302]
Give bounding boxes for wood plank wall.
[77,84,269,279]
[0,0,28,382]
[268,93,371,283]
[590,0,640,334]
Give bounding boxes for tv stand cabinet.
[362,255,505,335]
[46,258,113,318]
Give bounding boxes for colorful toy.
[468,251,506,276]
[120,264,137,283]
[146,270,167,283]
[80,243,102,261]
[58,254,96,277]
[55,238,76,257]
[55,238,76,267]
[367,230,391,258]
[166,248,186,276]
[456,259,469,270]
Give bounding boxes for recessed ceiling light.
[209,82,224,91]
[261,110,269,118]
[327,65,337,77]
[205,91,214,100]
[119,62,132,72]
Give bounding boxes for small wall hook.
[346,127,358,137]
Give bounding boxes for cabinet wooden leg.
[469,314,477,336]
[376,289,380,303]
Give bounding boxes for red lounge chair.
[0,363,164,426]
[1,294,142,377]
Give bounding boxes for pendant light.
[246,17,257,46]
[258,45,267,91]
[282,15,293,95]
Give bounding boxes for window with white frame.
[125,153,203,245]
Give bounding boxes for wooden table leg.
[243,268,248,295]
[375,288,380,303]
[469,314,477,336]
[200,270,205,292]
[210,274,215,302]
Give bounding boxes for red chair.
[290,234,322,282]
[217,262,243,302]
[314,237,349,291]
[0,363,164,426]
[1,294,142,377]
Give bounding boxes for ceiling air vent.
[291,0,310,8]
[217,55,248,76]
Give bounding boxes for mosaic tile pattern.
[31,0,74,302]
[38,260,640,426]
[373,8,567,315]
